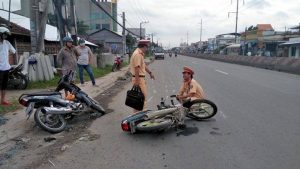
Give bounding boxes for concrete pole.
[122,12,126,56]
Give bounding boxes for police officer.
[129,40,155,112]
[177,66,205,103]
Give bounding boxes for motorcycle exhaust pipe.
[41,107,73,114]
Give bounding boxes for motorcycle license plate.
[25,102,35,120]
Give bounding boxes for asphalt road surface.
[39,54,300,169]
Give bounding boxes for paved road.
[40,55,300,169]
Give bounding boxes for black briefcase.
[125,86,145,110]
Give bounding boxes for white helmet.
[0,26,11,35]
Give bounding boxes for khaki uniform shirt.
[130,48,146,76]
[178,79,205,100]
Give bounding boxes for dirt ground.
[0,73,131,169]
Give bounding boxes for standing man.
[129,40,155,112]
[57,36,78,96]
[75,38,97,86]
[0,25,16,105]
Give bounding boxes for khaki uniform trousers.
[131,77,147,112]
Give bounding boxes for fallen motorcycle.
[19,71,105,133]
[7,64,28,90]
[121,95,217,134]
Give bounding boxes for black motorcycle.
[8,64,28,90]
[19,71,105,133]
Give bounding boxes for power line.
[133,0,148,22]
[89,0,139,37]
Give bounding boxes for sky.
[0,0,299,48]
[118,0,300,48]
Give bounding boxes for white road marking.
[215,69,229,75]
[219,111,227,118]
[147,96,153,102]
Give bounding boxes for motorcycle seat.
[22,91,61,97]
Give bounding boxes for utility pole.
[30,0,48,53]
[200,18,202,43]
[235,0,239,43]
[69,0,77,44]
[8,0,11,26]
[187,31,189,46]
[139,21,148,39]
[228,0,244,43]
[122,12,126,56]
[36,0,49,52]
[53,0,66,47]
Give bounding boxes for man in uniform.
[129,40,155,112]
[177,66,205,103]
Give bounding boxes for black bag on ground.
[125,85,145,110]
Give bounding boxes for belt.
[132,75,145,77]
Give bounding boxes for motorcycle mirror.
[170,95,176,98]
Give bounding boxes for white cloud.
[118,0,300,47]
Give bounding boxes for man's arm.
[88,47,94,64]
[145,65,155,79]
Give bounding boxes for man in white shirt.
[0,25,16,105]
[75,38,97,86]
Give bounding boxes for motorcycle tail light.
[19,98,28,107]
[121,120,130,131]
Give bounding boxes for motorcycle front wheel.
[136,118,173,131]
[34,107,67,133]
[112,64,117,72]
[187,99,217,120]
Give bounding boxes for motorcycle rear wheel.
[187,99,217,120]
[12,73,28,90]
[34,107,67,133]
[136,118,173,131]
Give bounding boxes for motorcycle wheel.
[15,74,28,90]
[187,99,217,120]
[136,118,173,131]
[34,107,67,133]
[112,64,117,72]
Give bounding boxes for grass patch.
[0,99,22,114]
[27,65,113,90]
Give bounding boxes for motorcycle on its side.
[121,95,217,134]
[19,71,105,133]
[7,64,28,90]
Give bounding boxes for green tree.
[126,34,137,54]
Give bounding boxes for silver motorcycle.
[121,95,217,133]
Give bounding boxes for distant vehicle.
[154,47,165,60]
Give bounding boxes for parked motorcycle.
[121,95,217,133]
[112,56,122,72]
[18,71,105,133]
[7,64,28,90]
